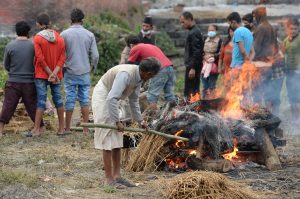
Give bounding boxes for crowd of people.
[0,6,299,188]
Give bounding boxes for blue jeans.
[286,70,300,104]
[201,74,219,98]
[64,72,90,111]
[147,66,176,103]
[35,79,64,109]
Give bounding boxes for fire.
[220,62,261,118]
[189,150,197,155]
[222,146,239,160]
[174,130,185,148]
[189,92,200,103]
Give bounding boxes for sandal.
[115,177,136,187]
[109,181,127,189]
[23,131,41,138]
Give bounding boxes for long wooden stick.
[79,122,190,142]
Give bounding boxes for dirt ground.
[0,103,299,199]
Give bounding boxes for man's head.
[242,13,253,30]
[71,8,85,24]
[286,18,299,38]
[252,6,267,25]
[36,13,50,29]
[142,16,153,35]
[15,21,31,37]
[139,57,161,81]
[125,35,141,47]
[227,12,241,30]
[179,11,194,29]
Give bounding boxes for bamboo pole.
[79,122,190,142]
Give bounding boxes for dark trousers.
[0,81,43,126]
[184,67,201,98]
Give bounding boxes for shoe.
[115,177,136,187]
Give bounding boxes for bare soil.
[0,105,299,199]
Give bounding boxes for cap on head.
[143,16,153,25]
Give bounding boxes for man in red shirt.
[127,35,175,110]
[28,13,66,137]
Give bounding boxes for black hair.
[125,35,141,47]
[227,12,241,23]
[209,24,218,31]
[139,57,161,75]
[242,13,253,23]
[37,13,50,28]
[15,21,31,37]
[287,17,300,27]
[224,26,234,46]
[181,11,193,21]
[71,8,85,23]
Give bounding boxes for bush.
[0,69,8,89]
[83,12,132,76]
[0,37,11,62]
[155,32,178,56]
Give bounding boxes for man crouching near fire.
[91,57,161,188]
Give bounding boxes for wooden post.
[255,128,282,170]
[196,134,204,159]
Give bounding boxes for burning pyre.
[148,62,284,172]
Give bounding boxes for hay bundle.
[125,134,167,172]
[159,171,256,199]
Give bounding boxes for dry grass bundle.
[159,171,257,199]
[125,134,167,172]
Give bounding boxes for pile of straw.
[159,171,257,199]
[125,134,167,172]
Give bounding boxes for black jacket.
[184,25,204,70]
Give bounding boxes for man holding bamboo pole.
[91,58,161,188]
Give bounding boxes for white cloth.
[92,80,123,150]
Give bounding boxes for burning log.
[255,128,282,170]
[186,155,233,173]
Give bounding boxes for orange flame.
[189,92,200,103]
[189,150,197,155]
[174,130,185,148]
[220,62,261,118]
[222,147,239,160]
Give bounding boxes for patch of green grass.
[103,185,116,193]
[0,168,39,188]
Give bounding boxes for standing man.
[92,58,161,188]
[227,12,254,69]
[138,16,156,45]
[30,13,65,137]
[126,35,176,110]
[251,7,282,112]
[282,18,300,122]
[179,11,204,98]
[61,8,99,134]
[0,21,43,136]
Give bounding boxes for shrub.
[155,32,178,56]
[0,37,11,62]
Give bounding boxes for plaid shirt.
[271,59,285,80]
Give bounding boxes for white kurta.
[92,80,123,150]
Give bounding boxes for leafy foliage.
[155,32,178,56]
[0,37,11,62]
[83,12,132,77]
[0,69,8,89]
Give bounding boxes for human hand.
[189,68,196,79]
[116,121,124,132]
[48,73,57,83]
